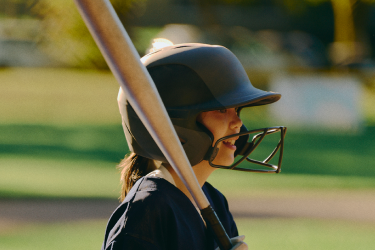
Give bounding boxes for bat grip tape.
[201,205,233,250]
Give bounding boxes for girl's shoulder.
[128,176,186,204]
[202,181,228,205]
[202,181,238,238]
[102,176,208,250]
[115,176,203,223]
[126,176,182,212]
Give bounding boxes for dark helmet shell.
[118,43,281,165]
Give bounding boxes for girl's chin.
[212,156,235,167]
[210,146,236,166]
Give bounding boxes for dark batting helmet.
[118,43,286,173]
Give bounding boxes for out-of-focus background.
[1,0,375,249]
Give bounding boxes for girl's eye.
[218,109,227,113]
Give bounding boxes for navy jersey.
[102,176,238,250]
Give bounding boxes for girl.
[102,43,285,250]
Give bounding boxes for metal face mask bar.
[207,126,287,173]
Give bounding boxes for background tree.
[194,0,375,65]
[31,0,146,69]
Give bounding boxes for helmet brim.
[206,88,281,111]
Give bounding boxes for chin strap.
[203,146,219,162]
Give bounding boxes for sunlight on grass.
[0,68,120,125]
[0,156,119,198]
[1,218,374,250]
[0,220,108,250]
[237,218,375,250]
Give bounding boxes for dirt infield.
[227,193,375,222]
[1,190,374,224]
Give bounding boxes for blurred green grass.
[0,156,119,198]
[0,68,120,125]
[2,123,375,176]
[1,123,375,198]
[1,218,374,250]
[1,67,375,198]
[0,220,107,250]
[2,155,375,199]
[237,218,375,250]
[0,124,128,163]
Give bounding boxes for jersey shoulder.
[103,177,207,250]
[203,181,239,239]
[203,181,229,206]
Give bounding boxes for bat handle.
[201,205,233,250]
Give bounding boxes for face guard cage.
[207,126,287,173]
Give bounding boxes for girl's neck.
[164,161,216,205]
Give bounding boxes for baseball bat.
[73,0,232,249]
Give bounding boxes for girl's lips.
[223,141,237,150]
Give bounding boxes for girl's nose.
[229,108,243,130]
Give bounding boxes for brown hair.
[117,152,158,201]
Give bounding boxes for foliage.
[205,0,375,14]
[215,0,375,5]
[0,0,37,17]
[30,0,147,69]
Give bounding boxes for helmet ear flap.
[120,90,214,166]
[195,121,214,143]
[174,120,214,166]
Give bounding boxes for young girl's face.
[198,108,243,166]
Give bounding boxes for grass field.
[237,218,375,250]
[1,218,374,250]
[1,155,375,199]
[1,68,375,249]
[0,68,120,125]
[0,157,119,198]
[1,68,375,179]
[1,123,375,195]
[0,219,108,250]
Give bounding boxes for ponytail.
[118,153,157,201]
